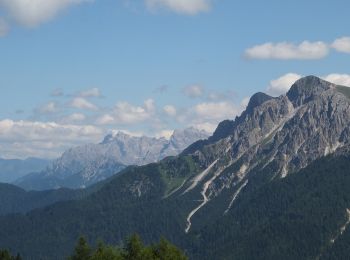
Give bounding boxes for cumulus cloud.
[266,73,350,97]
[97,99,156,125]
[163,105,177,117]
[114,99,155,124]
[240,97,251,108]
[194,101,239,121]
[323,74,350,87]
[267,73,302,96]
[79,87,101,98]
[60,113,86,123]
[0,18,9,37]
[155,129,174,139]
[0,119,103,158]
[0,0,92,27]
[96,114,114,125]
[331,37,350,54]
[174,100,239,133]
[192,122,217,133]
[145,0,211,15]
[35,101,59,114]
[183,85,204,98]
[70,97,98,110]
[245,41,329,60]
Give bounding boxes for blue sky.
[0,0,350,159]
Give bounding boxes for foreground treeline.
[0,234,186,260]
[0,249,21,260]
[69,234,187,260]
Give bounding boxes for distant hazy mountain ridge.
[0,158,50,183]
[15,127,209,190]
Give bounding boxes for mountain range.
[1,76,350,259]
[0,158,50,183]
[14,127,209,190]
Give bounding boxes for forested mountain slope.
[2,76,350,259]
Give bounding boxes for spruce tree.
[69,236,91,260]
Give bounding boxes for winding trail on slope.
[163,179,187,199]
[224,180,248,215]
[182,160,218,195]
[331,208,350,244]
[316,208,350,260]
[185,166,223,233]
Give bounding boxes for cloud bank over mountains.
[267,73,350,96]
[245,37,350,60]
[0,84,243,159]
[3,72,349,160]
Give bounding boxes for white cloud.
[245,41,329,60]
[97,99,156,125]
[36,101,59,114]
[163,105,177,117]
[70,97,98,110]
[96,114,114,125]
[61,113,86,123]
[0,119,103,159]
[267,73,302,96]
[331,37,350,54]
[155,129,174,139]
[113,129,145,137]
[183,85,204,98]
[192,122,217,133]
[145,0,211,15]
[240,97,251,108]
[0,18,9,37]
[0,0,92,27]
[79,87,101,98]
[265,73,350,97]
[144,98,156,112]
[323,74,350,87]
[194,101,239,121]
[113,99,154,124]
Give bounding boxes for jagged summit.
[287,75,334,106]
[15,127,209,190]
[246,92,273,112]
[101,131,163,144]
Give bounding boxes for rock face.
[15,127,209,190]
[184,76,350,214]
[100,127,209,166]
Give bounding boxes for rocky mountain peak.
[287,75,334,106]
[183,75,350,207]
[101,131,134,144]
[16,127,210,190]
[246,92,274,112]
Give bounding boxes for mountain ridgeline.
[1,76,350,259]
[0,158,50,183]
[14,128,209,190]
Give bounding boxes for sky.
[0,0,350,159]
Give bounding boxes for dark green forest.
[1,153,350,259]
